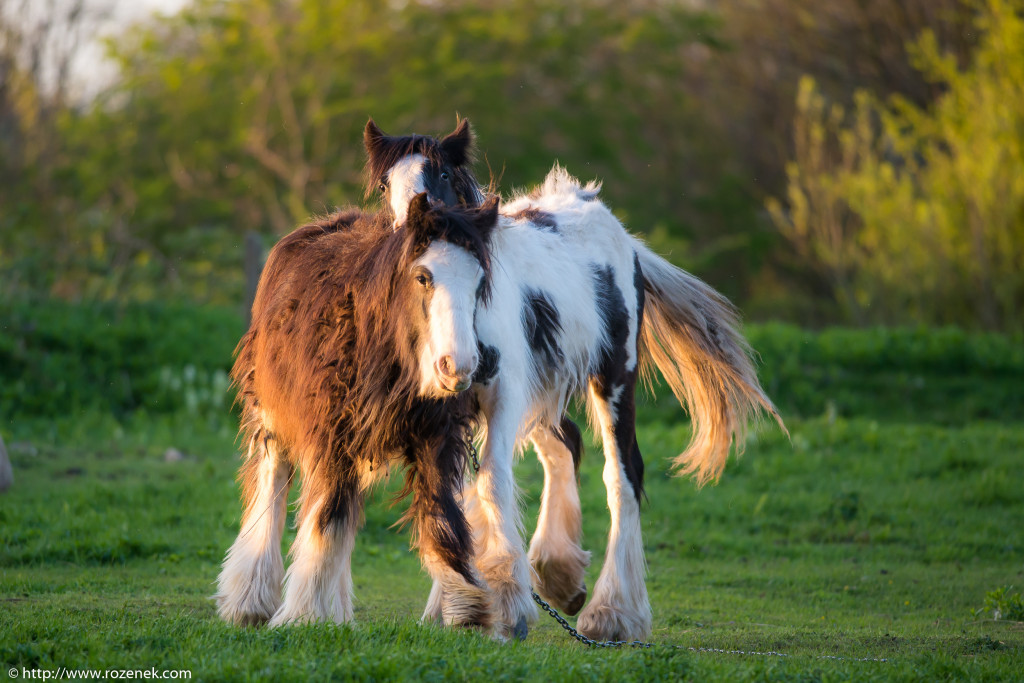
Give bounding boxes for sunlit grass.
[2,403,1021,680]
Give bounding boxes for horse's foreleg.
[216,430,291,626]
[576,375,653,642]
[413,435,492,632]
[421,579,446,624]
[421,474,479,625]
[528,418,590,615]
[269,473,361,626]
[472,403,537,640]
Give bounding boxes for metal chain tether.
[467,438,480,473]
[462,433,886,662]
[531,591,887,661]
[531,592,651,649]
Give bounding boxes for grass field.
[1,307,1023,680]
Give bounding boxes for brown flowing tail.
[633,241,787,486]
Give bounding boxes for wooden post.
[244,231,264,327]
[0,434,12,493]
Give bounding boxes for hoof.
[512,615,529,642]
[531,553,590,615]
[214,590,280,627]
[565,585,587,616]
[577,603,651,642]
[218,607,273,628]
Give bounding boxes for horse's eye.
[415,274,429,287]
[440,171,450,181]
[379,182,387,193]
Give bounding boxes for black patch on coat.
[317,477,362,534]
[472,342,500,385]
[522,288,564,369]
[511,207,558,232]
[589,260,645,502]
[590,264,629,398]
[555,417,584,474]
[618,253,645,500]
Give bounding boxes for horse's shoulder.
[275,208,376,249]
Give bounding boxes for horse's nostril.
[437,355,456,378]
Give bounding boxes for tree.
[708,0,975,196]
[5,0,733,304]
[0,0,112,298]
[769,0,1024,331]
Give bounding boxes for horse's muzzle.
[435,355,476,394]
[438,377,472,394]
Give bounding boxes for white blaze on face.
[388,154,428,229]
[413,242,482,396]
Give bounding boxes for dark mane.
[406,196,498,302]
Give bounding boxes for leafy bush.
[768,0,1024,332]
[0,300,243,419]
[976,587,1024,622]
[2,0,743,305]
[2,300,1021,424]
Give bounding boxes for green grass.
[2,403,1022,680]
[4,300,1022,425]
[2,304,1022,679]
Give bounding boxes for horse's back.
[503,170,635,272]
[234,209,377,456]
[251,209,369,320]
[478,191,640,418]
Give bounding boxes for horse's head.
[398,192,498,397]
[364,118,485,230]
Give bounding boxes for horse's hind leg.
[528,418,590,615]
[216,430,291,626]
[576,375,652,641]
[269,474,362,626]
[576,258,652,641]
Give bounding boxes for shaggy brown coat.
[232,196,496,586]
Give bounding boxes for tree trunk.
[0,434,12,493]
[244,231,264,328]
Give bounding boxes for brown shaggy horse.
[215,194,498,630]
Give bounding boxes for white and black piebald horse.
[369,122,783,641]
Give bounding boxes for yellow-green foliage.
[769,0,1024,331]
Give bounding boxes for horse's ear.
[440,118,474,167]
[406,192,432,229]
[474,195,500,241]
[404,193,434,252]
[364,118,387,156]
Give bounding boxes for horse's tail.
[632,241,786,486]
